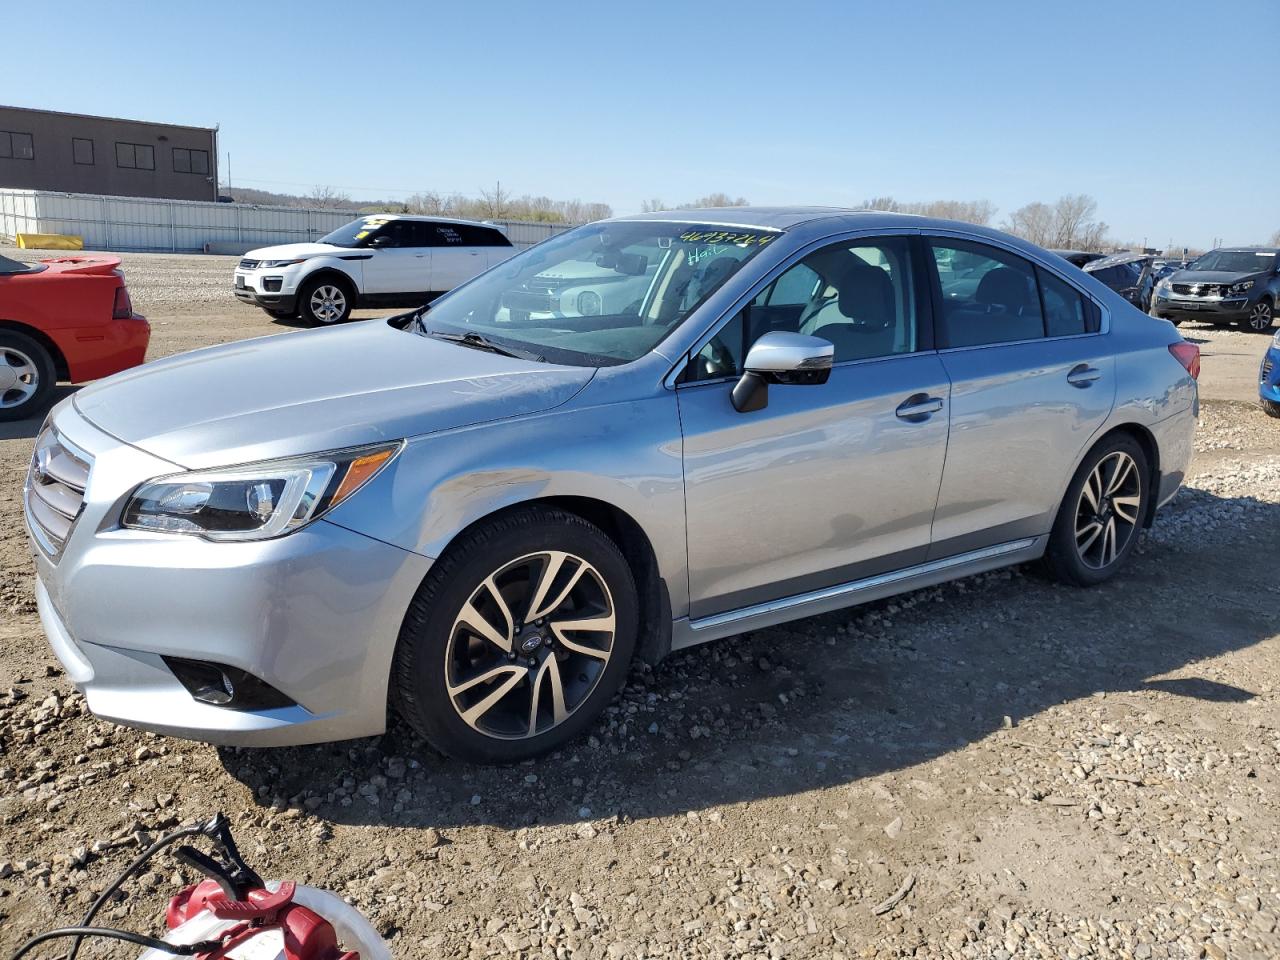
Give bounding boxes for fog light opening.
[163,656,296,711]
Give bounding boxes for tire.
[1242,298,1274,333]
[1043,434,1150,587]
[1262,398,1280,419]
[0,330,57,423]
[297,275,354,326]
[392,506,638,763]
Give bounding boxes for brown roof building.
[0,105,218,202]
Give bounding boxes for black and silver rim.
[309,284,347,324]
[0,346,39,410]
[445,551,616,740]
[1075,451,1142,570]
[1247,301,1272,332]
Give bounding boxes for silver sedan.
[25,208,1199,762]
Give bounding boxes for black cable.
[65,822,208,960]
[11,927,220,960]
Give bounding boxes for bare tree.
[303,185,352,209]
[1271,228,1280,246]
[859,197,995,225]
[676,193,749,209]
[1002,195,1108,250]
[641,198,667,213]
[1002,201,1055,246]
[479,181,511,220]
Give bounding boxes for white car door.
[421,222,482,293]
[361,221,430,297]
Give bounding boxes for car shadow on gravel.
[216,488,1280,833]
[0,386,78,441]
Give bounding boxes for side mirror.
[731,331,834,413]
[369,235,394,248]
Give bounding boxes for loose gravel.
[1,250,1277,959]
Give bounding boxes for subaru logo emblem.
[519,635,543,654]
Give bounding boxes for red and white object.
[138,880,390,960]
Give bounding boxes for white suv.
[233,214,516,325]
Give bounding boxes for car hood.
[73,320,595,468]
[1168,269,1262,284]
[242,242,351,261]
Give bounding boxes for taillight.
[112,285,133,319]
[1168,340,1200,380]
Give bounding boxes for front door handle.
[895,394,944,420]
[1067,363,1102,387]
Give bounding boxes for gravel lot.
[1,248,1278,959]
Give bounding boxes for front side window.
[318,217,395,248]
[688,237,918,381]
[930,239,1043,347]
[115,142,155,170]
[1,131,34,160]
[412,221,779,366]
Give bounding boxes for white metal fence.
[0,188,572,253]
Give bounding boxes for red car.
[0,253,149,421]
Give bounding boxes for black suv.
[1152,247,1280,332]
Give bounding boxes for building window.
[72,137,95,165]
[115,141,155,170]
[0,131,35,160]
[172,147,209,175]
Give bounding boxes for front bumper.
[1153,293,1252,322]
[27,402,432,747]
[1261,347,1280,403]
[233,268,300,313]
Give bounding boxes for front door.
[362,220,430,296]
[922,236,1116,557]
[676,236,951,619]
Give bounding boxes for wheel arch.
[299,266,358,298]
[0,319,70,380]
[430,495,673,666]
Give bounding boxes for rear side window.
[930,240,1043,347]
[1037,266,1089,337]
[458,225,512,247]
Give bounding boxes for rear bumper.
[58,314,150,382]
[1153,295,1251,322]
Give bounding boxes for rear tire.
[0,331,56,422]
[297,276,354,326]
[1262,398,1280,419]
[392,506,638,763]
[1043,434,1150,587]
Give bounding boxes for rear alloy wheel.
[393,507,637,763]
[298,277,352,326]
[1044,435,1149,586]
[1244,299,1274,333]
[0,331,56,422]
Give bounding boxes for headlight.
[577,290,602,316]
[1228,279,1254,295]
[1156,278,1172,291]
[122,442,401,541]
[259,258,305,268]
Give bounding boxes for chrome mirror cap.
[743,331,834,374]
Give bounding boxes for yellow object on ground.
[16,233,84,250]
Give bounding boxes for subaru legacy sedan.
[26,209,1199,763]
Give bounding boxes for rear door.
[425,223,488,292]
[923,236,1116,558]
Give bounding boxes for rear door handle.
[1067,363,1102,387]
[895,394,944,420]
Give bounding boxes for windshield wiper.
[427,330,545,362]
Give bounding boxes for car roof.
[609,205,1021,236]
[355,213,502,228]
[1084,251,1151,270]
[1212,246,1279,254]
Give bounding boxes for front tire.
[0,331,56,422]
[392,507,638,763]
[1243,299,1274,333]
[1043,435,1150,587]
[1262,398,1280,419]
[297,276,353,326]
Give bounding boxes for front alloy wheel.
[393,506,637,763]
[1074,451,1142,570]
[309,284,348,324]
[446,551,616,740]
[1244,300,1274,333]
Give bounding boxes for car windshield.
[1189,250,1277,273]
[411,220,780,366]
[317,216,392,248]
[0,254,35,275]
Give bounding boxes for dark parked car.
[1051,249,1106,268]
[1083,253,1156,312]
[1153,247,1280,332]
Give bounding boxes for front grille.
[238,258,260,270]
[24,426,92,561]
[1171,282,1224,297]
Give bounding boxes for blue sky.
[8,0,1276,249]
